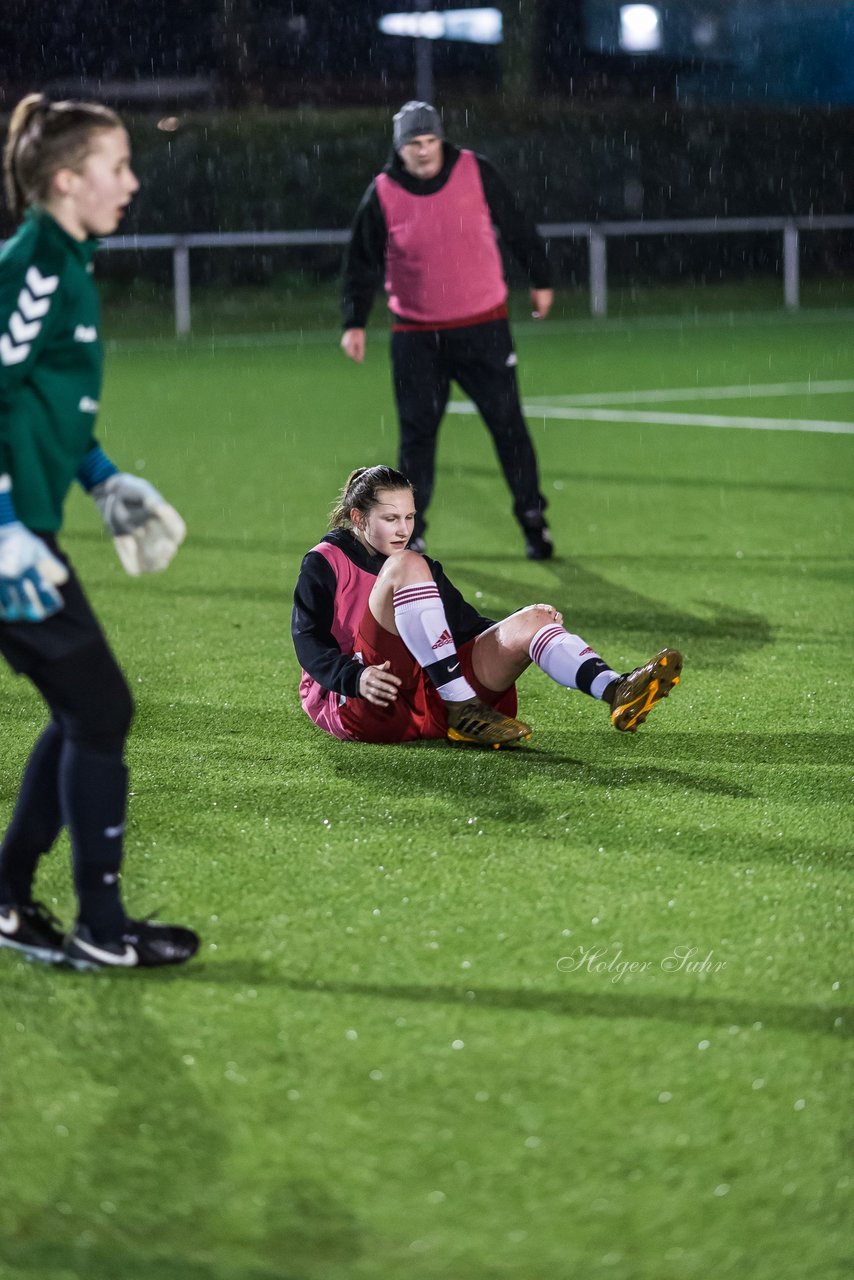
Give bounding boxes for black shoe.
[64,919,200,971]
[522,520,554,561]
[408,536,427,554]
[0,900,67,964]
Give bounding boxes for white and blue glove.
[0,475,68,623]
[77,449,186,576]
[91,473,186,576]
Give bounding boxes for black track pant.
[0,539,134,937]
[392,318,547,540]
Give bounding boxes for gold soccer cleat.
[447,698,533,749]
[608,648,683,734]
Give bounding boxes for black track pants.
[391,318,547,539]
[0,540,133,936]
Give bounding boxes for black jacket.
[341,142,552,330]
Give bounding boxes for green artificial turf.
[0,304,851,1280]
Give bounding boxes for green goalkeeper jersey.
[0,207,104,531]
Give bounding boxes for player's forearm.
[341,288,376,331]
[293,633,365,697]
[341,186,387,328]
[76,442,119,489]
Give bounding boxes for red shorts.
[339,607,518,743]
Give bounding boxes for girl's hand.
[359,660,401,706]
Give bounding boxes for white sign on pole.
[379,8,503,45]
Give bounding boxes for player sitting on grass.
[0,95,198,971]
[292,465,683,747]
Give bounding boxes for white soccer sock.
[393,583,477,702]
[529,624,619,699]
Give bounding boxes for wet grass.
[0,309,851,1280]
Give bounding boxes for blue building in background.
[582,0,854,105]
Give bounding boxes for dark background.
[2,1,852,108]
[1,2,851,289]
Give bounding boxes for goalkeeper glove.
[90,473,186,576]
[0,476,68,622]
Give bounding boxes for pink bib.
[376,150,507,323]
[298,542,375,739]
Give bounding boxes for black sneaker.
[64,919,200,971]
[0,900,67,964]
[522,519,554,561]
[408,536,427,554]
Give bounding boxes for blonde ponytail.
[3,94,122,218]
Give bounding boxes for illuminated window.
[619,4,662,53]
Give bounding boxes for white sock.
[393,583,477,702]
[530,624,619,699]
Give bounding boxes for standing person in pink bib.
[340,101,555,561]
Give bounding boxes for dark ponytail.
[3,93,122,218]
[328,465,412,530]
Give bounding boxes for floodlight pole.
[414,0,435,101]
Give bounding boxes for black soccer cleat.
[521,518,554,561]
[0,900,67,964]
[64,918,200,971]
[607,648,683,733]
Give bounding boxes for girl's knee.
[48,644,135,752]
[377,549,431,587]
[517,602,563,636]
[65,681,134,753]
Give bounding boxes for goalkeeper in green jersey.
[0,94,198,970]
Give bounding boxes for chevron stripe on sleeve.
[0,266,59,367]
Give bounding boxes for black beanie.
[393,101,444,149]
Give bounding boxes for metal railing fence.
[14,215,851,336]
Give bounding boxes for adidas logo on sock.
[432,628,453,650]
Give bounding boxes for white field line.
[447,402,854,434]
[523,379,854,407]
[447,379,854,434]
